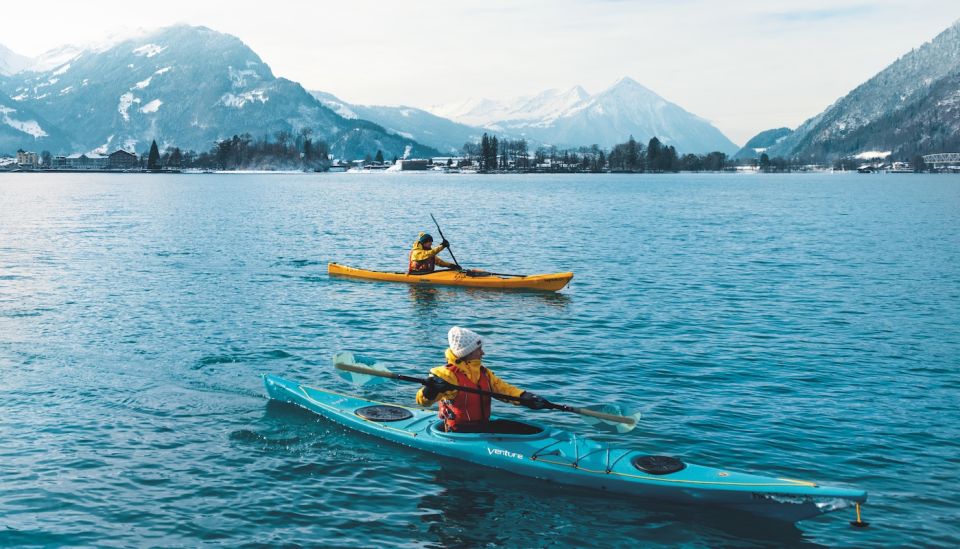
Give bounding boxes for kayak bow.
[328,262,573,291]
[263,374,866,523]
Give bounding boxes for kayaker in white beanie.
[416,326,547,433]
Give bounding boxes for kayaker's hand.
[441,239,450,249]
[520,392,548,410]
[450,265,463,271]
[422,376,453,400]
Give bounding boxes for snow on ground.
[118,92,140,121]
[854,151,891,160]
[59,86,74,95]
[228,67,261,88]
[134,77,152,89]
[11,92,28,101]
[154,67,172,75]
[52,63,71,76]
[220,90,268,108]
[0,105,49,138]
[139,99,162,113]
[133,44,167,58]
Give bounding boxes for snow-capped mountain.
[311,91,486,154]
[768,20,960,161]
[0,44,31,76]
[0,25,437,159]
[432,86,591,129]
[429,77,739,154]
[733,128,793,160]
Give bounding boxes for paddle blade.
[332,352,392,386]
[579,404,642,434]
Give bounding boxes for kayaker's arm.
[415,367,459,406]
[409,244,446,262]
[486,371,525,404]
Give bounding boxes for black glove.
[450,264,463,271]
[441,239,450,248]
[421,375,453,400]
[519,392,548,410]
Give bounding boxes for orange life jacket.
[408,250,436,274]
[438,364,491,431]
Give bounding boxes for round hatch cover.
[632,455,686,475]
[355,405,414,422]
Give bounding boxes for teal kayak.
[263,374,867,523]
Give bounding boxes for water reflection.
[417,463,821,548]
[407,285,572,313]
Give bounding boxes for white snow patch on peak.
[220,90,268,108]
[139,99,162,113]
[154,66,172,75]
[134,76,152,90]
[854,151,891,160]
[133,44,167,58]
[52,63,71,76]
[118,92,140,121]
[30,45,83,72]
[313,93,358,119]
[0,104,49,138]
[59,86,74,95]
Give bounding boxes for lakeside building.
[49,150,138,170]
[395,159,429,171]
[16,149,39,168]
[108,150,139,170]
[51,153,110,170]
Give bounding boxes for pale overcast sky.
[4,0,959,144]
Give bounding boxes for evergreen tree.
[480,133,490,171]
[147,140,161,170]
[647,137,662,172]
[168,147,183,168]
[375,150,384,164]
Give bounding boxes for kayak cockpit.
[429,419,550,440]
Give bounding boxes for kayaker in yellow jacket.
[416,326,548,433]
[408,232,459,274]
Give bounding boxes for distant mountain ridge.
[311,91,487,154]
[0,44,31,76]
[0,26,437,159]
[429,77,740,155]
[768,20,960,160]
[733,127,793,160]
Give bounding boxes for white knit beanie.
[448,326,482,359]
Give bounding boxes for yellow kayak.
[328,263,573,291]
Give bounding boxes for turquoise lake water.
[1,172,958,547]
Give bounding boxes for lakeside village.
[3,133,959,174]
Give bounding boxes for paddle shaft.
[465,270,528,278]
[336,361,523,403]
[335,361,636,426]
[430,213,461,269]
